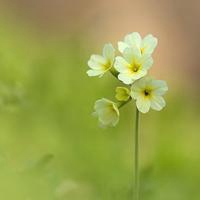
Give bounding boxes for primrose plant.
[87,32,168,200]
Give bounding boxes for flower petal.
[150,96,166,111]
[117,67,147,85]
[90,55,107,65]
[138,55,153,70]
[94,98,108,110]
[94,98,119,127]
[99,108,119,126]
[114,56,130,73]
[131,69,147,80]
[136,96,151,113]
[87,69,104,77]
[87,53,111,77]
[152,80,168,95]
[123,47,141,63]
[141,34,158,55]
[124,32,142,48]
[88,60,103,70]
[103,43,115,63]
[118,41,129,53]
[118,74,133,84]
[131,78,146,99]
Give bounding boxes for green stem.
[135,107,140,200]
[109,67,119,79]
[118,98,131,109]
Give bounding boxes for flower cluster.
[87,32,168,127]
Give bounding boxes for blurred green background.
[0,0,200,199]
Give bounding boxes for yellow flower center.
[143,89,152,97]
[131,63,140,73]
[103,61,111,70]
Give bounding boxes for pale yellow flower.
[115,87,130,101]
[93,98,119,126]
[114,48,153,84]
[118,32,158,56]
[87,43,115,77]
[131,77,168,113]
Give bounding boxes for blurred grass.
[0,19,199,200]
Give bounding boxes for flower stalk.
[134,107,140,200]
[117,98,131,109]
[109,67,119,79]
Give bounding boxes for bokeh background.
[0,0,199,199]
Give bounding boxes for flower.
[131,77,168,113]
[118,32,158,56]
[115,87,130,101]
[114,48,153,84]
[93,98,119,126]
[87,43,115,77]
